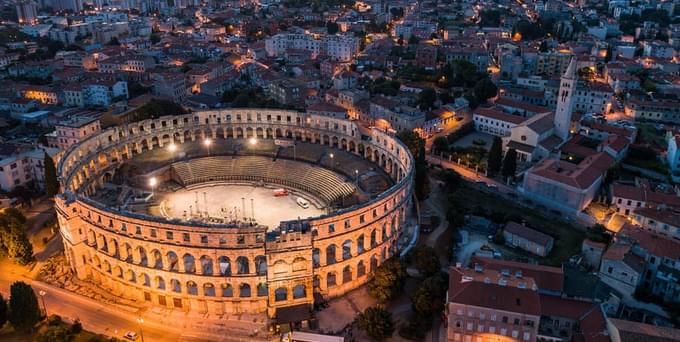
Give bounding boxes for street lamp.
[204,138,212,156]
[38,290,47,317]
[168,143,177,152]
[329,153,334,169]
[355,169,359,186]
[249,137,257,146]
[137,317,145,342]
[149,177,157,198]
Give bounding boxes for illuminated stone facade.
[55,109,414,317]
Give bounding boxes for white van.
[296,197,309,209]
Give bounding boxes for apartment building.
[64,79,129,108]
[265,33,359,62]
[447,266,541,342]
[0,145,60,192]
[53,116,101,150]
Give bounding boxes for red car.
[273,189,289,197]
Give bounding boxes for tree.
[411,275,447,318]
[587,224,609,243]
[368,258,407,303]
[108,37,120,46]
[357,307,394,341]
[36,325,75,342]
[326,21,339,35]
[418,88,437,110]
[472,78,498,104]
[8,281,41,331]
[433,136,449,153]
[0,208,33,265]
[44,152,58,197]
[439,169,462,192]
[487,137,502,175]
[408,35,419,45]
[501,149,517,179]
[411,246,440,277]
[150,33,161,44]
[0,293,7,329]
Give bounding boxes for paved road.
[0,266,181,341]
[0,261,266,342]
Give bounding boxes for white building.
[53,116,101,150]
[472,107,527,137]
[0,146,60,192]
[265,33,359,62]
[64,80,128,108]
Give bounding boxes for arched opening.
[342,240,352,260]
[343,265,352,284]
[141,273,150,286]
[357,235,365,254]
[218,256,231,276]
[357,261,366,277]
[257,283,268,297]
[167,251,179,272]
[171,279,181,293]
[138,246,148,267]
[236,256,249,274]
[204,283,215,296]
[221,284,233,297]
[293,284,306,299]
[312,249,320,267]
[155,276,165,290]
[370,256,378,273]
[255,255,267,275]
[186,281,198,295]
[183,253,196,274]
[326,245,337,265]
[370,230,377,248]
[200,255,213,275]
[239,284,251,297]
[152,249,163,269]
[275,287,287,302]
[327,272,337,288]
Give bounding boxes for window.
[200,235,208,243]
[183,233,190,242]
[166,231,173,240]
[135,226,141,235]
[237,235,245,244]
[344,220,350,229]
[328,224,335,233]
[359,215,365,224]
[607,266,613,274]
[502,316,508,323]
[150,229,157,238]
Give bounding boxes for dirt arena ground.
[158,184,326,230]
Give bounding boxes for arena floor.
[157,184,326,230]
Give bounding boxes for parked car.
[296,197,310,209]
[123,332,138,341]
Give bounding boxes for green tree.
[487,137,502,175]
[0,208,33,264]
[433,136,449,153]
[411,275,447,318]
[411,246,440,277]
[150,33,161,44]
[587,224,609,243]
[357,307,394,341]
[326,21,339,34]
[439,169,462,192]
[8,281,41,331]
[44,152,58,197]
[0,293,7,329]
[36,325,75,342]
[418,88,437,110]
[408,35,420,45]
[472,78,498,104]
[501,148,517,179]
[368,258,407,303]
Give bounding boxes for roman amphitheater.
[55,109,415,320]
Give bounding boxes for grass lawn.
[452,185,586,266]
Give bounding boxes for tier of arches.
[86,229,267,277]
[63,119,409,198]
